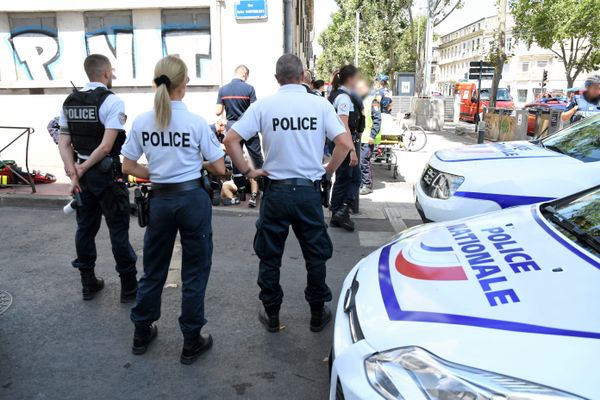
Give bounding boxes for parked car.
[524,97,569,136]
[330,185,600,400]
[455,82,515,123]
[415,114,600,222]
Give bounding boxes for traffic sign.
[469,61,493,68]
[469,73,494,80]
[235,0,268,20]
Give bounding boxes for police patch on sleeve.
[119,112,127,125]
[339,102,349,112]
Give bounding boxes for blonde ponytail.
[153,55,188,130]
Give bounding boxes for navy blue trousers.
[254,182,333,311]
[73,166,136,276]
[131,188,213,337]
[330,142,361,214]
[360,143,374,189]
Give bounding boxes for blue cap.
[377,74,389,82]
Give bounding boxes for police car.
[415,114,600,222]
[330,185,600,399]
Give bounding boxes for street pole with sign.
[468,60,494,143]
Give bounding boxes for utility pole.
[489,0,507,108]
[354,10,360,66]
[423,10,433,96]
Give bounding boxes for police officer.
[358,80,381,195]
[328,65,363,232]
[562,75,600,123]
[58,54,138,303]
[375,73,393,114]
[224,54,353,333]
[121,55,225,364]
[216,65,262,207]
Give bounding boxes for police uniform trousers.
[329,141,361,214]
[131,187,213,337]
[360,143,374,189]
[254,179,333,313]
[73,163,137,275]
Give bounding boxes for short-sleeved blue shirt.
[216,78,257,125]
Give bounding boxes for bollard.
[477,122,486,144]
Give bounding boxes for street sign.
[469,61,493,68]
[235,0,268,20]
[469,73,494,80]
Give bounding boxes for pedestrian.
[224,54,353,333]
[358,79,381,195]
[121,55,226,364]
[562,75,600,123]
[58,54,138,303]
[327,65,363,232]
[302,69,321,96]
[375,73,393,114]
[216,65,263,207]
[313,79,326,97]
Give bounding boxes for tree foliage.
[510,0,600,87]
[316,0,413,83]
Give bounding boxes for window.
[506,37,512,52]
[537,60,548,68]
[542,117,600,163]
[521,62,529,72]
[9,13,57,33]
[161,9,211,79]
[85,11,132,33]
[517,89,528,103]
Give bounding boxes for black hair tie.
[154,75,171,88]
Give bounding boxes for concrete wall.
[0,1,294,182]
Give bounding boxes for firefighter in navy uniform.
[58,54,137,303]
[224,54,353,333]
[328,65,363,232]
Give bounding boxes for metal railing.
[0,126,36,193]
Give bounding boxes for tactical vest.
[329,89,366,137]
[572,94,600,122]
[62,87,125,157]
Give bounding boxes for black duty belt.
[151,179,202,196]
[268,178,319,187]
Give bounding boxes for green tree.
[316,0,412,84]
[510,0,600,88]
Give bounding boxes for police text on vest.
[142,131,191,147]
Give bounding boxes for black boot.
[258,308,280,333]
[310,305,332,332]
[132,324,157,355]
[331,204,355,232]
[80,269,104,301]
[119,272,138,304]
[180,333,213,365]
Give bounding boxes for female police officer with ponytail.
[121,55,225,364]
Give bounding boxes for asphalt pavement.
[0,206,394,400]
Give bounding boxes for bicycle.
[372,113,428,179]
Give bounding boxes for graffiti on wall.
[85,27,135,80]
[4,11,213,84]
[10,28,60,81]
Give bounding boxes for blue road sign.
[235,0,268,20]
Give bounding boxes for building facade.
[0,0,314,180]
[433,13,594,106]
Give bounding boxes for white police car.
[415,115,600,222]
[330,185,600,399]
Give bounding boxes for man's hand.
[349,149,359,167]
[69,177,81,195]
[247,169,268,179]
[75,163,87,179]
[64,163,77,179]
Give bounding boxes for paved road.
[0,207,394,400]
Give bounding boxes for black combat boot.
[331,204,355,232]
[132,324,157,355]
[119,272,138,304]
[80,269,104,301]
[258,307,280,333]
[180,333,213,365]
[310,304,332,332]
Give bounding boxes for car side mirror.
[471,96,477,103]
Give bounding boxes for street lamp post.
[354,10,360,67]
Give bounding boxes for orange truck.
[455,82,515,122]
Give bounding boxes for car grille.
[420,164,442,196]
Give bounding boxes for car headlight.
[430,172,464,200]
[365,347,585,400]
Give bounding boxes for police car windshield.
[542,187,600,255]
[541,115,600,162]
[479,88,511,101]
